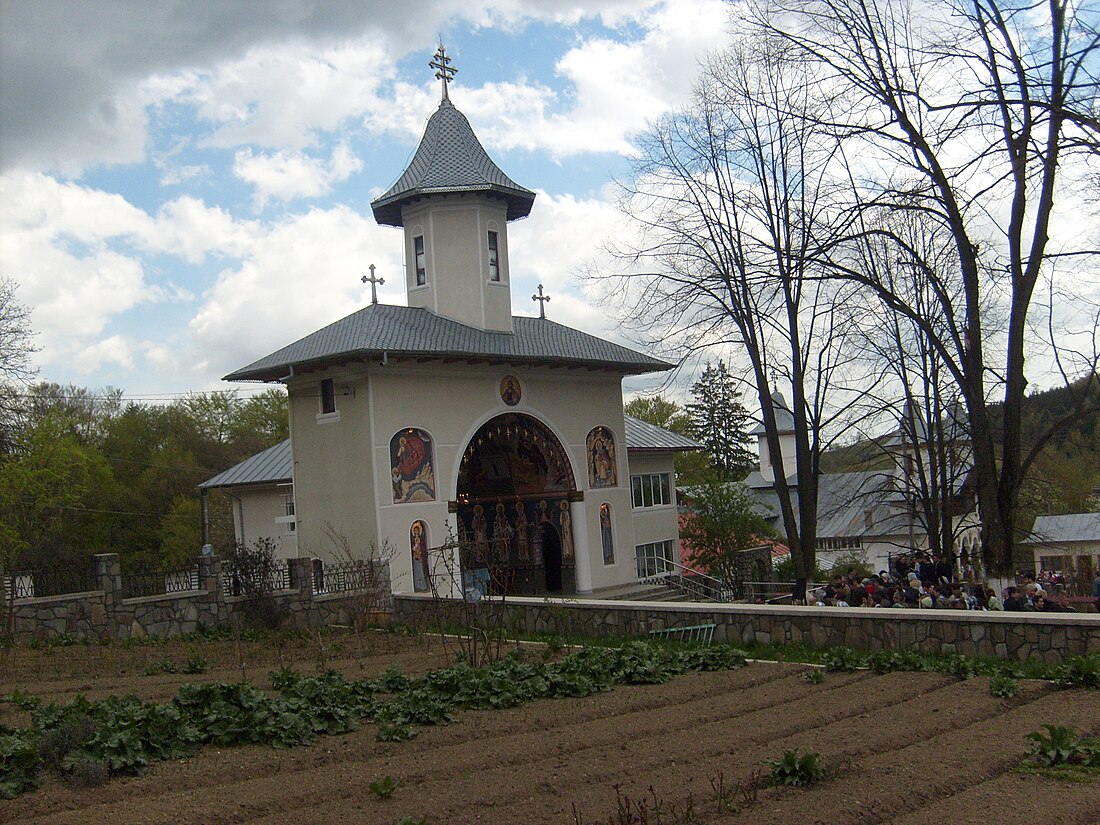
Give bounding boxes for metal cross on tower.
[361,264,384,305]
[429,44,457,101]
[532,284,551,319]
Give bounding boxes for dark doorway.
[541,523,562,592]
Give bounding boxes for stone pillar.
[197,554,224,625]
[288,557,314,597]
[571,500,593,595]
[94,553,122,638]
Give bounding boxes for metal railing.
[638,558,734,602]
[649,623,716,645]
[313,560,379,595]
[744,581,832,604]
[221,561,290,597]
[122,565,201,598]
[2,566,98,600]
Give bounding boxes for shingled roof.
[623,414,702,452]
[224,304,672,382]
[370,100,536,227]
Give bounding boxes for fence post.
[288,557,314,598]
[198,554,224,625]
[94,554,122,638]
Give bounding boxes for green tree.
[686,362,756,481]
[680,481,774,589]
[624,394,716,486]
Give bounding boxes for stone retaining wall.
[8,554,391,643]
[393,594,1100,661]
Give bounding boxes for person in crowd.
[1093,570,1100,612]
[934,553,954,584]
[1003,586,1026,611]
[986,587,1004,611]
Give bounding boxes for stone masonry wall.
[8,554,392,643]
[393,594,1100,662]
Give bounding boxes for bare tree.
[602,36,879,594]
[0,278,38,448]
[756,0,1100,575]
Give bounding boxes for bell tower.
[370,46,536,333]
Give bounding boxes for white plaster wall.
[288,361,640,595]
[626,452,681,574]
[228,485,298,561]
[401,195,512,332]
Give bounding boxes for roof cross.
[532,283,551,319]
[429,44,457,102]
[361,263,384,305]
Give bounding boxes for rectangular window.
[630,473,672,508]
[320,378,336,415]
[414,235,426,286]
[635,540,676,578]
[487,230,500,281]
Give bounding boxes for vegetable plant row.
[0,641,747,799]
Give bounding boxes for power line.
[58,505,174,518]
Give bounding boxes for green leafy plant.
[396,817,428,825]
[768,749,825,787]
[0,731,40,799]
[182,655,208,674]
[803,669,825,684]
[1054,655,1100,690]
[822,647,865,672]
[989,674,1019,698]
[1024,725,1094,768]
[369,775,397,799]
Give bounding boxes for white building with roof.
[1022,513,1100,576]
[211,52,700,597]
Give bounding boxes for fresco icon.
[391,428,436,503]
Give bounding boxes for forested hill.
[0,384,288,574]
[822,374,1099,515]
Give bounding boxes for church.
[212,50,698,597]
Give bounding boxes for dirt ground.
[1,632,1097,825]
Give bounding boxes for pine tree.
[686,362,756,481]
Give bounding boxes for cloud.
[187,205,403,380]
[73,335,135,372]
[233,144,364,207]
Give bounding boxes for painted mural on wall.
[453,496,577,570]
[457,413,574,498]
[390,428,436,503]
[500,375,521,406]
[410,520,429,592]
[600,502,614,564]
[586,426,617,488]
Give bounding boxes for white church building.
[207,52,698,597]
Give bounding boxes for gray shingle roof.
[1024,513,1100,545]
[623,414,702,452]
[198,440,292,490]
[224,304,672,381]
[371,100,535,227]
[201,417,697,489]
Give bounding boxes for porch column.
[571,500,592,595]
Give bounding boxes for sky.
[0,0,733,403]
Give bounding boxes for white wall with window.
[627,452,681,580]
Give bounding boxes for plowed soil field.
[2,633,1097,825]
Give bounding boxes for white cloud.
[73,335,135,372]
[187,205,404,380]
[233,143,364,207]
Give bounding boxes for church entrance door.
[454,413,577,595]
[541,523,562,592]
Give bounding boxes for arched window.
[600,503,614,565]
[586,426,617,488]
[390,428,436,503]
[410,521,429,593]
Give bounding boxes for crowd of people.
[804,550,1093,612]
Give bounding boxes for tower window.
[487,230,500,281]
[320,378,336,415]
[414,236,426,286]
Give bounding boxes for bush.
[768,749,825,787]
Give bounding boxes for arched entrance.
[454,413,577,595]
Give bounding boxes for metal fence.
[2,566,98,600]
[221,561,290,597]
[313,560,378,595]
[121,565,201,599]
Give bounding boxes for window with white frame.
[631,473,672,508]
[487,230,500,281]
[635,540,676,578]
[414,235,427,286]
[320,378,336,415]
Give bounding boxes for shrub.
[768,749,825,787]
